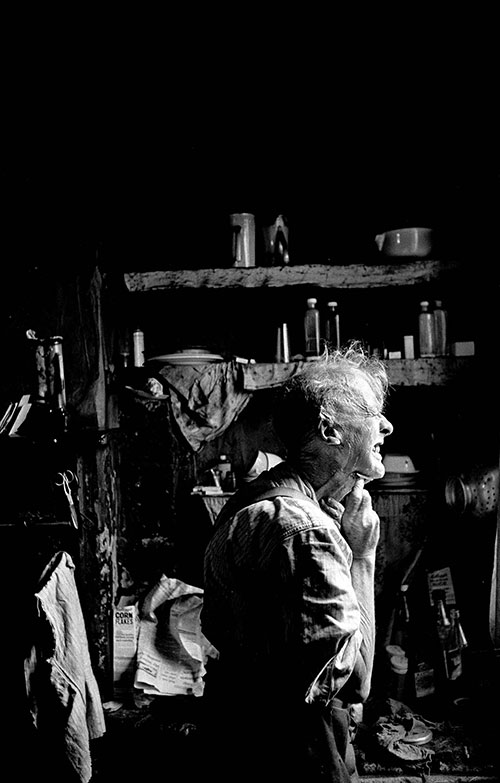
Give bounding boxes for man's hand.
[321,477,379,558]
[342,477,380,557]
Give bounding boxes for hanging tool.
[55,470,79,529]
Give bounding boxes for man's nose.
[380,415,393,436]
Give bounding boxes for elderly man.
[201,342,393,782]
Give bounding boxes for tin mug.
[230,213,256,268]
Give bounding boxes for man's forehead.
[355,374,379,398]
[351,375,383,414]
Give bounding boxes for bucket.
[445,465,499,517]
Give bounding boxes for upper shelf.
[124,259,461,292]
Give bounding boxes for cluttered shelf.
[123,259,461,292]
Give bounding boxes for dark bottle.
[445,607,469,705]
[446,607,464,681]
[224,470,237,492]
[47,336,71,444]
[413,647,437,714]
[407,590,438,716]
[47,336,67,410]
[392,584,411,650]
[216,454,232,490]
[49,404,70,445]
[388,584,411,702]
[409,579,438,715]
[432,589,451,677]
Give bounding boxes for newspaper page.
[134,576,218,697]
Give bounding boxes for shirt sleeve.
[280,514,362,705]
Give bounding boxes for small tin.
[402,723,433,745]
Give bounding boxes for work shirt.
[202,462,363,708]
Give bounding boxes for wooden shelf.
[124,261,474,387]
[240,358,473,389]
[382,356,473,386]
[124,259,461,292]
[143,357,474,394]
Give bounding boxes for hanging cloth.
[25,551,106,783]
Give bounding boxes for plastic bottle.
[304,298,321,357]
[418,301,435,357]
[433,299,448,356]
[324,301,340,351]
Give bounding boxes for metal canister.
[445,465,499,517]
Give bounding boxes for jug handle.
[232,225,241,264]
[374,233,385,251]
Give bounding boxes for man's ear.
[319,420,342,445]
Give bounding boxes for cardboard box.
[403,335,415,359]
[451,341,475,356]
[113,604,139,697]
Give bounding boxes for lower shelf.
[241,357,474,389]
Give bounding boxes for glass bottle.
[386,584,412,702]
[47,336,70,443]
[449,608,470,706]
[418,301,436,357]
[324,301,340,351]
[133,328,145,367]
[453,608,468,650]
[304,298,321,358]
[446,607,466,682]
[413,644,437,713]
[433,299,448,356]
[216,454,233,491]
[432,589,451,685]
[217,454,231,479]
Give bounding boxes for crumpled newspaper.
[134,575,218,697]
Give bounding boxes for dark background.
[3,59,499,273]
